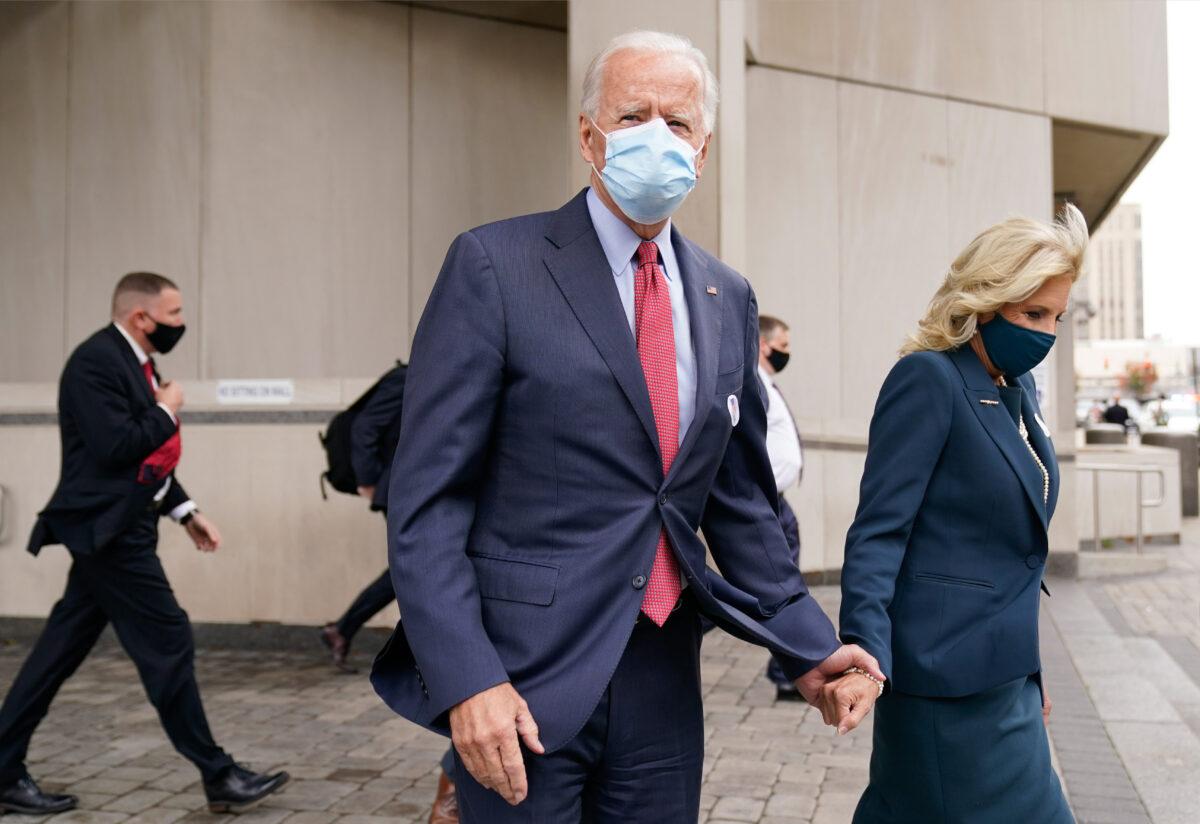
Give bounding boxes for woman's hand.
[1042,682,1052,726]
[819,671,881,736]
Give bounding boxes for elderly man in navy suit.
[371,30,883,822]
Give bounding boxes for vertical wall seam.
[197,2,211,380]
[406,4,415,358]
[834,79,844,422]
[62,1,74,361]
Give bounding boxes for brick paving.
[1045,522,1200,824]
[3,559,1197,823]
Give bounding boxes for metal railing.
[1077,464,1166,554]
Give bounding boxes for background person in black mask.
[756,315,807,700]
[0,272,288,815]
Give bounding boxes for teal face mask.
[590,117,700,224]
[978,313,1056,377]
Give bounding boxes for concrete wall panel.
[204,1,411,379]
[745,67,840,422]
[0,3,68,382]
[409,9,568,331]
[1044,0,1169,135]
[946,102,1053,254]
[0,426,71,617]
[941,0,1044,113]
[64,1,205,378]
[837,82,949,428]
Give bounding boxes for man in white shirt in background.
[757,315,807,700]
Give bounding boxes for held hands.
[184,512,222,552]
[795,644,886,735]
[155,380,184,415]
[816,670,882,736]
[450,682,545,806]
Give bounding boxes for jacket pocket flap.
[469,554,558,606]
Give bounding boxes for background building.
[0,0,1169,628]
[1077,202,1146,340]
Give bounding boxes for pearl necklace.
[998,377,1050,505]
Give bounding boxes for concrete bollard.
[1085,425,1128,445]
[1141,431,1199,517]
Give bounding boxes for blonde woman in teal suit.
[829,206,1088,823]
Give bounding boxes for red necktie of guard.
[634,240,682,626]
[138,359,183,485]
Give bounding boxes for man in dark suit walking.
[0,272,288,815]
[370,30,882,822]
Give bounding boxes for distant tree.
[1120,360,1159,398]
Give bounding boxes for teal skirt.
[853,676,1073,824]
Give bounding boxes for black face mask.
[767,347,790,373]
[145,317,186,354]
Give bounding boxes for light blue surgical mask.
[590,117,701,224]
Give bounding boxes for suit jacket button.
[658,492,668,505]
[632,575,646,590]
[1025,554,1042,569]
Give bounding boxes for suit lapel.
[666,229,720,484]
[949,348,1049,529]
[543,193,662,459]
[106,325,156,406]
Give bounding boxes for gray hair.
[581,30,719,134]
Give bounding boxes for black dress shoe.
[0,775,78,815]
[320,624,357,673]
[775,684,806,703]
[204,764,289,813]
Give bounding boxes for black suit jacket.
[28,324,187,557]
[350,364,407,512]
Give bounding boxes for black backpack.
[319,363,406,499]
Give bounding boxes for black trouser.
[0,511,233,785]
[334,569,396,645]
[766,496,803,687]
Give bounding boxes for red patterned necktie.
[634,240,682,626]
[138,360,183,485]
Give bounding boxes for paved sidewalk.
[1042,521,1200,824]
[2,545,1198,824]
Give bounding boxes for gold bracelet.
[843,666,884,697]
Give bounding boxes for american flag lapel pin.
[706,285,718,295]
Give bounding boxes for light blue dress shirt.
[586,187,697,445]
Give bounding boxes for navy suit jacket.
[28,325,189,557]
[371,190,839,751]
[350,364,406,512]
[839,346,1059,698]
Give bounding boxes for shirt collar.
[586,187,674,279]
[113,321,150,366]
[757,363,776,389]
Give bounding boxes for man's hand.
[357,485,375,500]
[818,671,880,735]
[155,380,184,415]
[795,644,885,706]
[450,682,544,806]
[184,512,221,552]
[1042,681,1052,726]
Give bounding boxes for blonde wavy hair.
[901,204,1089,356]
